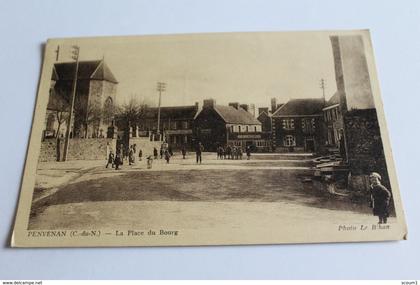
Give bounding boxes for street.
[29,152,389,230]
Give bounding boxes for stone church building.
[44,59,118,139]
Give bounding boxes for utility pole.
[156,81,166,141]
[62,45,80,161]
[320,78,326,104]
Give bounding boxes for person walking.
[196,142,204,164]
[181,145,187,159]
[128,145,134,165]
[246,145,251,160]
[106,150,114,168]
[369,172,392,224]
[164,149,171,164]
[114,152,122,170]
[138,148,143,161]
[132,144,137,164]
[153,147,158,160]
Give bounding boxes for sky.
[54,32,337,110]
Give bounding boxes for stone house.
[194,99,263,151]
[271,98,325,152]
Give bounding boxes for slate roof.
[144,105,199,120]
[272,98,325,117]
[52,60,118,83]
[213,105,261,125]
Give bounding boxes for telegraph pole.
[320,78,326,104]
[156,81,166,141]
[63,45,80,161]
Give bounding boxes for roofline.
[273,114,322,118]
[322,104,340,111]
[271,102,287,117]
[257,110,270,119]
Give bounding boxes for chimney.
[249,104,256,117]
[258,107,269,116]
[229,102,239,109]
[240,104,249,112]
[203,99,215,109]
[271,98,277,114]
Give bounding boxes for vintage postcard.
[11,30,407,247]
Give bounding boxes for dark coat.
[371,184,391,217]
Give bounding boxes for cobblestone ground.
[28,152,392,230]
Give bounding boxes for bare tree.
[74,97,103,138]
[117,97,151,137]
[48,88,69,138]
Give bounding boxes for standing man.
[138,148,143,161]
[114,151,122,170]
[153,147,158,160]
[181,145,187,159]
[128,145,134,165]
[106,149,114,168]
[369,172,391,224]
[164,149,171,164]
[246,145,251,160]
[196,142,204,164]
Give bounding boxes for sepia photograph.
[11,30,407,247]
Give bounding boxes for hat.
[369,172,382,181]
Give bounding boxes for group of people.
[106,143,143,170]
[216,145,252,160]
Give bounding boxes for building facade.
[194,99,263,151]
[271,98,325,153]
[136,104,199,150]
[256,108,273,152]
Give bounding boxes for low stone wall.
[39,138,61,162]
[128,137,161,158]
[39,138,116,162]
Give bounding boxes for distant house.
[136,104,199,149]
[271,98,325,152]
[44,59,118,139]
[194,99,263,151]
[257,107,273,151]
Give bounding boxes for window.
[171,121,177,130]
[246,126,249,132]
[182,121,189,129]
[283,135,296,147]
[282,119,294,130]
[302,118,316,134]
[238,126,242,133]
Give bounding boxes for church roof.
[213,105,261,125]
[52,60,118,83]
[272,98,325,117]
